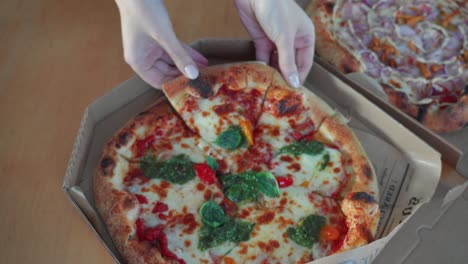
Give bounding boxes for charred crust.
[359,226,375,242]
[118,132,130,146]
[100,157,115,176]
[351,192,376,203]
[416,104,429,122]
[123,196,137,210]
[137,110,149,117]
[277,95,301,116]
[342,63,354,74]
[188,78,213,98]
[363,165,372,180]
[324,2,335,14]
[278,99,299,115]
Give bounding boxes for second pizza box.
[62,38,465,263]
[296,0,468,178]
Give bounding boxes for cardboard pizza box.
[63,39,463,263]
[296,0,468,178]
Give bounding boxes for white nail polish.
[185,65,199,79]
[289,74,300,88]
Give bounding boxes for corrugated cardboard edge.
[62,77,157,263]
[373,181,468,264]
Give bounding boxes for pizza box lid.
[63,38,462,263]
[297,0,468,178]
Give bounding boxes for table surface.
[0,1,464,263]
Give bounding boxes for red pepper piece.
[276,176,293,188]
[158,232,186,264]
[194,163,217,185]
[152,201,169,214]
[144,225,164,241]
[135,194,148,204]
[135,135,156,157]
[158,213,168,220]
[135,218,146,241]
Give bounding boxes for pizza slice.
[94,101,239,264]
[162,62,275,172]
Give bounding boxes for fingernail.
[288,73,300,88]
[184,65,199,79]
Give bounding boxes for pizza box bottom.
[63,38,464,263]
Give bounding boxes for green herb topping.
[255,171,281,198]
[215,125,246,150]
[278,140,324,156]
[319,153,330,171]
[205,156,219,171]
[286,214,326,248]
[140,154,195,184]
[221,171,280,203]
[198,201,255,250]
[199,200,227,227]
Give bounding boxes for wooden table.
[0,1,464,263]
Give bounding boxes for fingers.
[276,36,300,88]
[295,34,315,84]
[253,37,275,64]
[156,30,200,80]
[139,60,180,88]
[183,44,209,67]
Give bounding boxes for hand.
[234,0,315,88]
[115,0,208,88]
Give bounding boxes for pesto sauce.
[286,214,326,248]
[278,140,324,156]
[140,154,195,184]
[198,201,255,251]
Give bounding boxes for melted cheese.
[204,188,344,263]
[271,147,345,197]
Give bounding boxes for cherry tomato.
[276,176,293,188]
[194,163,217,185]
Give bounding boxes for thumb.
[157,31,199,80]
[276,36,300,88]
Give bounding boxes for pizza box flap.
[63,38,453,263]
[373,181,468,264]
[299,0,468,178]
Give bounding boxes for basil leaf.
[140,154,195,184]
[200,201,227,227]
[255,171,280,198]
[221,171,258,203]
[319,153,330,171]
[287,214,326,248]
[215,125,245,150]
[205,156,219,171]
[279,140,324,156]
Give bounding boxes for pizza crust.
[94,103,177,264]
[307,0,362,74]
